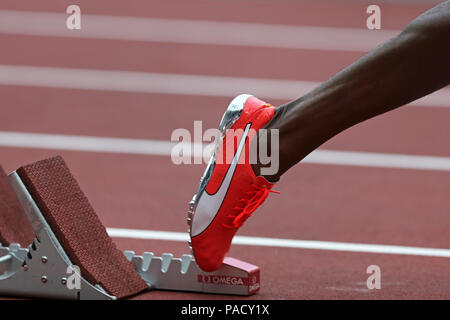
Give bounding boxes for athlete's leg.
[254,1,450,182]
[189,1,450,271]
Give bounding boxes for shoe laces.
[222,183,280,229]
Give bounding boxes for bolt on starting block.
[0,157,260,299]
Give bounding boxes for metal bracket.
[0,172,115,300]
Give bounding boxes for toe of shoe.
[191,236,229,272]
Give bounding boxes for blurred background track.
[0,0,448,299]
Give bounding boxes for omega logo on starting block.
[197,274,247,286]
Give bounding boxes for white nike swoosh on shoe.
[191,123,252,237]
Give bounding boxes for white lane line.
[0,131,177,156]
[0,65,448,107]
[0,10,400,52]
[302,150,450,171]
[1,131,450,172]
[0,64,319,101]
[106,228,450,258]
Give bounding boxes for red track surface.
[0,0,449,299]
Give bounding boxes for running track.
[0,0,449,299]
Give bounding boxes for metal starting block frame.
[0,172,260,299]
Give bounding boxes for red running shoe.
[187,94,278,272]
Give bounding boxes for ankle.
[264,104,285,131]
[250,105,288,183]
[251,163,280,182]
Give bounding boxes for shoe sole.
[186,94,252,256]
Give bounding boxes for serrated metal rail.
[125,251,260,296]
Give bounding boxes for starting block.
[0,156,260,299]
